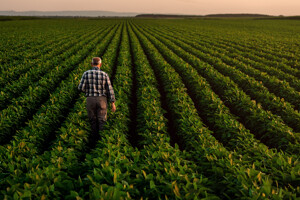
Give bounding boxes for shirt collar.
[92,66,100,70]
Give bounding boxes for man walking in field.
[78,57,116,143]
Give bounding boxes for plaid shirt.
[78,67,115,102]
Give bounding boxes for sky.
[1,0,299,16]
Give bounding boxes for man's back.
[78,67,115,102]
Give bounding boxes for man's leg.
[86,97,98,137]
[97,96,108,132]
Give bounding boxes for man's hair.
[92,57,102,65]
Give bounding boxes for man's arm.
[111,102,116,113]
[78,73,86,93]
[105,74,116,112]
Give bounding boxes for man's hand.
[111,102,116,112]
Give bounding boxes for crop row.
[0,26,106,111]
[131,22,298,198]
[128,22,217,199]
[149,20,299,74]
[0,36,62,70]
[1,26,84,72]
[0,19,105,67]
[0,31,68,74]
[152,23,300,86]
[134,23,299,192]
[142,22,300,106]
[0,24,119,144]
[0,20,121,86]
[0,22,124,200]
[213,33,299,69]
[80,22,218,199]
[135,23,299,153]
[134,21,300,173]
[157,20,299,69]
[0,23,63,67]
[0,26,95,90]
[0,22,218,199]
[213,33,298,73]
[141,24,300,133]
[210,39,300,80]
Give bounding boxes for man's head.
[91,57,102,68]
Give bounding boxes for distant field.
[0,18,299,199]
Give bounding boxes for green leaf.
[150,180,156,189]
[13,192,19,200]
[21,190,31,198]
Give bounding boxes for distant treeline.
[270,16,300,20]
[135,14,203,18]
[0,16,44,21]
[0,16,122,21]
[135,14,300,19]
[135,14,273,18]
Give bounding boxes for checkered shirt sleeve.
[78,72,87,92]
[105,75,115,102]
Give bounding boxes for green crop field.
[0,18,299,199]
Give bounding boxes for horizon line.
[1,10,298,17]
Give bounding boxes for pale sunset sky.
[1,0,299,16]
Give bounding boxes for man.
[78,57,116,142]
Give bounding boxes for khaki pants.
[86,96,107,138]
